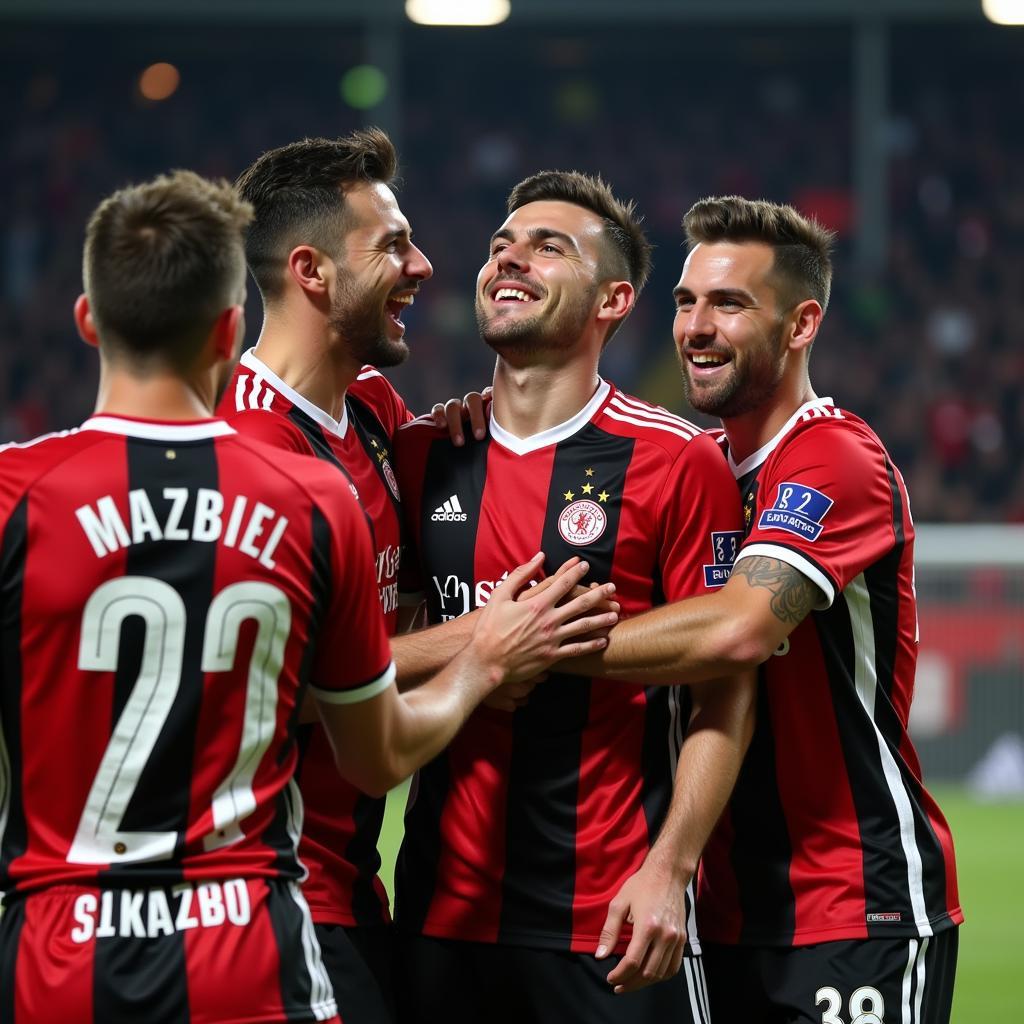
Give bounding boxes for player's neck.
[723,377,818,464]
[250,309,357,424]
[490,356,601,440]
[94,368,215,422]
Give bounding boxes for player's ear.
[287,244,332,299]
[74,293,100,348]
[210,304,245,362]
[595,280,635,325]
[788,298,823,354]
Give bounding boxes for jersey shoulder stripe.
[233,372,279,413]
[609,392,702,436]
[398,413,444,433]
[0,427,82,457]
[600,406,700,444]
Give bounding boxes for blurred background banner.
[2,0,1022,1018]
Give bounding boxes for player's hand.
[471,553,618,686]
[483,674,545,712]
[595,858,689,994]
[519,558,620,621]
[431,387,492,447]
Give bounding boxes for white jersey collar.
[489,379,611,456]
[81,416,235,441]
[727,397,836,479]
[240,348,350,439]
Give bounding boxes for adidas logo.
[431,495,468,523]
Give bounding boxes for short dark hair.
[683,196,834,313]
[83,169,252,368]
[507,170,653,295]
[235,127,398,301]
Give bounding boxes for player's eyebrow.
[490,226,580,254]
[673,285,757,304]
[378,226,412,245]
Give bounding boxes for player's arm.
[597,672,756,991]
[315,553,619,797]
[389,610,477,687]
[573,554,823,684]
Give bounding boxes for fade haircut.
[235,127,398,302]
[683,196,834,314]
[507,170,653,295]
[83,170,252,369]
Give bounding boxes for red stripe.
[16,446,131,888]
[571,681,650,952]
[769,622,868,939]
[15,888,96,1019]
[423,716,514,940]
[184,879,288,1021]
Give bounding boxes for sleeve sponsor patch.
[758,482,833,542]
[703,529,744,588]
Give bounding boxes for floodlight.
[982,0,1024,24]
[406,0,510,26]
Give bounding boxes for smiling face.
[329,181,432,368]
[475,200,613,357]
[672,240,791,419]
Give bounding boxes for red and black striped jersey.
[697,397,963,946]
[0,416,393,896]
[219,349,412,927]
[393,380,744,954]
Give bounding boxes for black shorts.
[703,928,958,1024]
[0,878,340,1024]
[315,922,395,1024]
[394,932,710,1024]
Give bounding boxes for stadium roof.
[2,0,990,22]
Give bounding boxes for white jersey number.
[816,986,885,1024]
[68,576,290,865]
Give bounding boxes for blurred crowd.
[2,19,1021,521]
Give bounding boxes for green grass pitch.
[379,783,1022,1020]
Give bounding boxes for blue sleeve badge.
[703,530,744,587]
[758,482,833,541]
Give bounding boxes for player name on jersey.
[75,487,288,568]
[70,879,252,943]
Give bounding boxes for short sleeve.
[656,433,745,601]
[736,423,898,607]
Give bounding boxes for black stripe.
[818,593,918,933]
[870,462,950,925]
[286,407,377,551]
[498,424,634,944]
[0,893,25,1024]
[395,434,490,933]
[101,438,219,885]
[263,880,322,1022]
[348,393,402,521]
[641,568,678,841]
[727,675,797,943]
[347,793,387,925]
[93,889,189,1023]
[0,497,28,889]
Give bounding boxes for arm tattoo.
[731,555,820,625]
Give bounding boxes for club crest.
[382,459,401,501]
[558,499,607,546]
